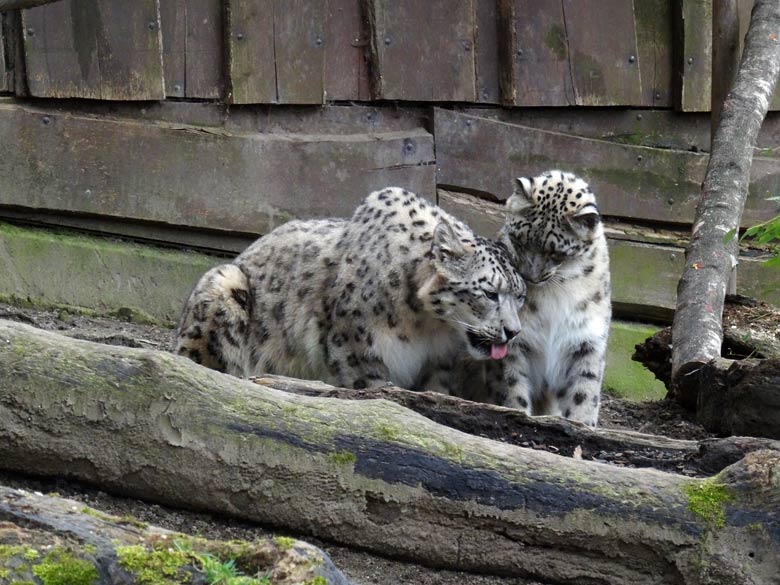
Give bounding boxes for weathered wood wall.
[1,0,780,320]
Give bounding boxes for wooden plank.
[185,0,222,98]
[0,102,435,237]
[324,0,369,101]
[159,0,186,97]
[562,0,643,106]
[21,0,164,100]
[160,0,222,99]
[474,0,499,103]
[676,0,712,111]
[366,0,476,101]
[225,0,275,104]
[634,0,674,107]
[439,190,780,321]
[0,15,7,92]
[434,108,780,227]
[497,0,572,106]
[274,0,325,103]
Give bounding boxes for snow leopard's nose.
[504,327,520,341]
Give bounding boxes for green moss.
[116,544,192,585]
[0,568,9,579]
[682,480,734,528]
[545,24,567,60]
[273,536,295,551]
[603,321,667,401]
[304,577,328,585]
[11,580,36,585]
[21,549,39,562]
[376,424,400,441]
[329,451,356,466]
[32,549,98,585]
[109,307,161,326]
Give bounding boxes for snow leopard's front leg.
[556,338,606,427]
[493,346,534,415]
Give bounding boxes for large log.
[671,0,780,407]
[0,320,779,584]
[0,485,349,584]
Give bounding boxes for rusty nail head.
[628,55,636,63]
[42,116,51,125]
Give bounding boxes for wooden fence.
[1,0,779,320]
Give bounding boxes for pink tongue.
[490,343,508,360]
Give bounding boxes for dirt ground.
[0,302,713,584]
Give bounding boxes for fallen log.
[0,485,348,584]
[0,320,779,584]
[254,374,780,477]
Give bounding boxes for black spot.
[189,349,202,363]
[517,397,528,408]
[231,288,249,310]
[187,325,203,340]
[556,387,567,399]
[347,353,360,367]
[580,371,599,380]
[571,341,594,360]
[573,391,586,405]
[564,408,572,418]
[353,379,368,390]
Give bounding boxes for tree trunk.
[0,485,349,584]
[0,321,779,584]
[671,0,780,408]
[0,0,62,10]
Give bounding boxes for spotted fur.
[491,170,611,426]
[175,188,526,392]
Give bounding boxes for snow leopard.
[175,187,526,392]
[487,170,611,426]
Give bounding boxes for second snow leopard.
[175,188,526,392]
[476,171,611,427]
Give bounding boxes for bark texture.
[1,321,780,584]
[0,485,348,584]
[672,0,780,407]
[0,0,62,10]
[255,374,780,477]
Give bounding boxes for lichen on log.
[0,485,348,584]
[0,320,779,584]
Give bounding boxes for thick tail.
[175,264,252,376]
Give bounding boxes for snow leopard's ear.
[506,177,535,214]
[431,220,467,263]
[568,204,601,237]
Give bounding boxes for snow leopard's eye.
[483,290,499,302]
[551,251,568,263]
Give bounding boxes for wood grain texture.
[366,0,476,101]
[676,0,712,111]
[159,0,186,97]
[563,0,643,105]
[225,0,275,104]
[474,0,500,103]
[274,0,325,104]
[634,0,674,106]
[498,0,572,106]
[0,17,7,92]
[1,320,778,584]
[434,108,780,226]
[0,101,435,236]
[0,0,63,10]
[324,0,370,101]
[21,0,165,100]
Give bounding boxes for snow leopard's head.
[422,220,526,361]
[502,170,604,286]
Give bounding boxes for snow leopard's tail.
[174,263,252,376]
